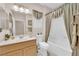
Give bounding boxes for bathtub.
[47,41,72,56]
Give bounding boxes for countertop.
[0,36,36,46]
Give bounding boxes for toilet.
[38,42,49,56]
[36,34,49,56]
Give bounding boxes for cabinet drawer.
[23,46,37,56]
[0,40,36,55]
[2,50,23,56]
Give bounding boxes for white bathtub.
[47,41,72,56]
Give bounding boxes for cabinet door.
[23,46,37,56]
[3,50,23,56]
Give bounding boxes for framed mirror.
[12,11,26,36]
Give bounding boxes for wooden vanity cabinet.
[0,39,37,56]
[23,46,36,56]
[4,49,23,56]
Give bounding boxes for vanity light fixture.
[13,5,31,14]
[13,5,19,11]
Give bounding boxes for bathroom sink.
[15,35,30,40]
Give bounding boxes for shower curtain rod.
[45,3,67,16]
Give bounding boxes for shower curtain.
[45,13,52,42]
[47,14,72,56]
[45,3,79,49]
[45,3,79,55]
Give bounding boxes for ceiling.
[18,3,64,11]
[39,3,64,10]
[16,3,64,14]
[0,3,64,14]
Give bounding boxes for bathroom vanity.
[0,5,44,56]
[0,37,37,56]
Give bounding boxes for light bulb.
[19,7,24,12]
[13,5,19,11]
[25,9,30,14]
